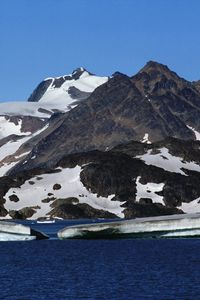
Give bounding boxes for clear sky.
[0,0,200,101]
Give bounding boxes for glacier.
[57,213,200,239]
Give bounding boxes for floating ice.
[57,213,200,239]
[0,221,47,241]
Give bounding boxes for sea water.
[0,220,199,300]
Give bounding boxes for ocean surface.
[0,220,200,300]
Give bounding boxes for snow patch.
[187,125,200,141]
[141,133,151,144]
[136,176,164,204]
[0,117,31,139]
[180,198,200,214]
[137,147,200,176]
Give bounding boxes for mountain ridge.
[10,61,200,174]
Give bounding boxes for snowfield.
[4,166,125,219]
[0,116,31,138]
[137,147,200,175]
[180,198,200,214]
[40,70,108,104]
[0,124,49,176]
[136,176,164,205]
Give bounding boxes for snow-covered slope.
[0,68,108,176]
[4,166,124,220]
[0,124,49,176]
[0,116,31,138]
[0,68,108,118]
[137,147,200,176]
[39,69,108,106]
[0,102,52,118]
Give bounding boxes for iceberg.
[57,214,200,239]
[0,221,48,241]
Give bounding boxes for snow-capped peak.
[30,68,108,106]
[0,68,108,118]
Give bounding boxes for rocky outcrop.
[49,198,118,219]
[9,207,37,219]
[28,79,53,102]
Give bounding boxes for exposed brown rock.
[9,207,36,219]
[42,197,56,203]
[9,194,19,202]
[53,183,61,190]
[49,202,118,219]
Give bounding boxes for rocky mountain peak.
[131,60,188,95]
[72,67,88,75]
[140,60,174,75]
[112,71,126,77]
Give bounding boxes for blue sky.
[0,0,200,101]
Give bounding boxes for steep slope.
[132,61,200,137]
[27,67,108,114]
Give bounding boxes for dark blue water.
[0,222,200,300]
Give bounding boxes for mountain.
[1,61,200,220]
[0,68,108,177]
[9,61,200,175]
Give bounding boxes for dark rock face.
[0,206,8,217]
[123,203,182,218]
[9,194,19,202]
[42,197,56,203]
[1,115,46,135]
[0,197,7,217]
[193,80,200,93]
[79,152,137,200]
[9,207,36,219]
[68,86,91,100]
[139,198,153,205]
[53,183,61,190]
[28,79,53,102]
[49,198,117,219]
